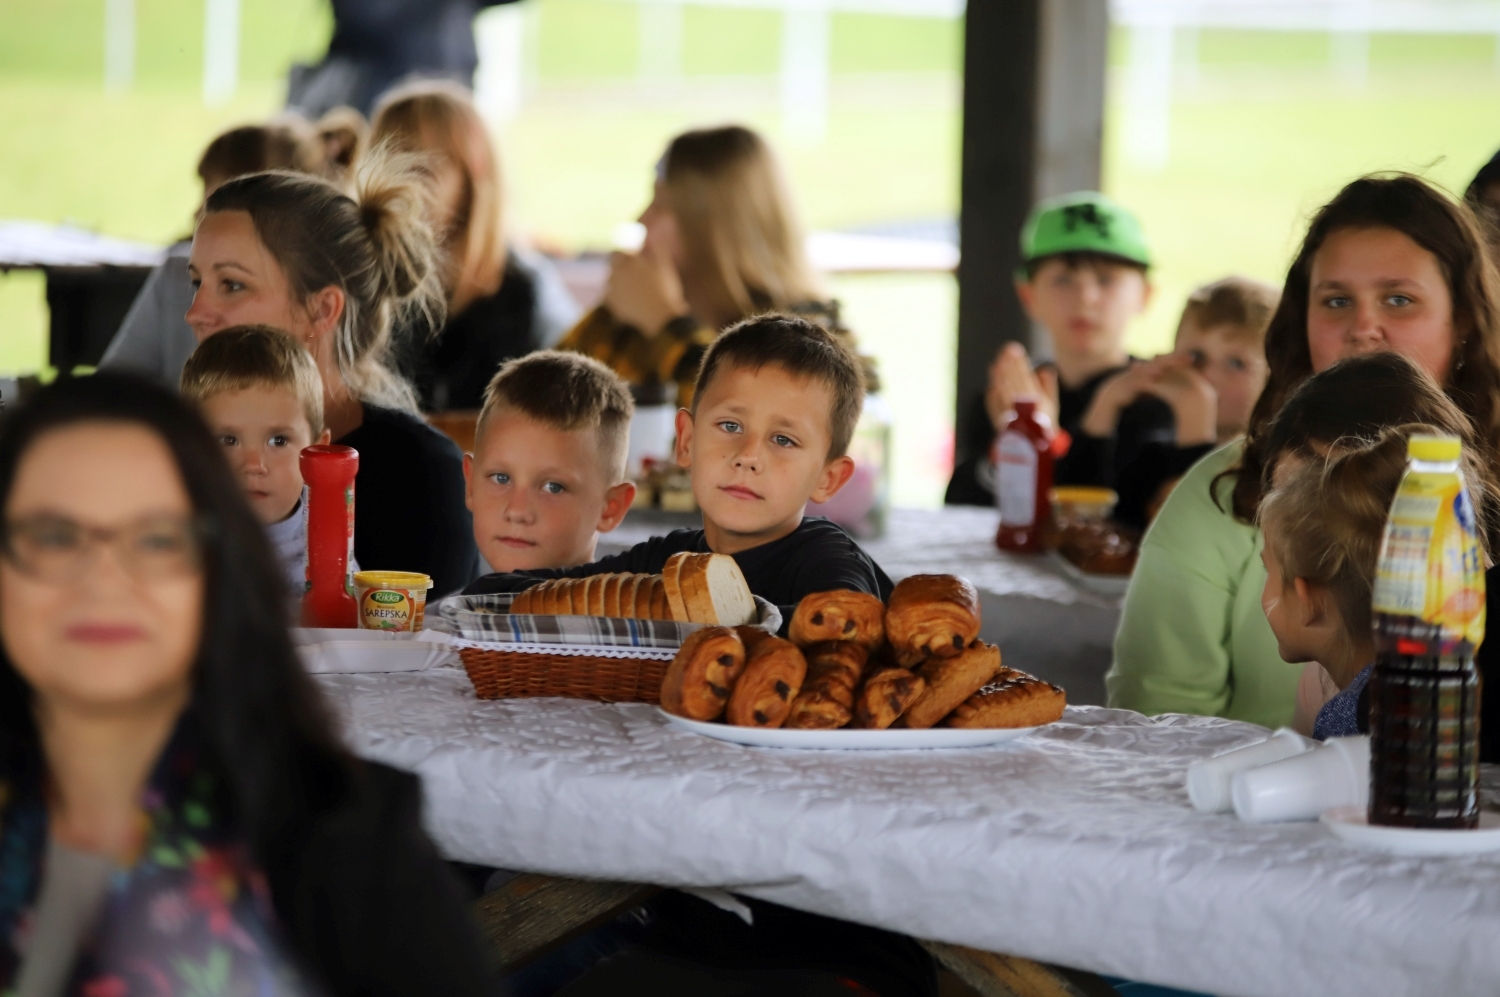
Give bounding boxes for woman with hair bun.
[100,115,332,387]
[185,150,480,595]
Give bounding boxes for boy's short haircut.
[692,314,864,459]
[1177,276,1280,345]
[478,351,635,481]
[180,325,325,437]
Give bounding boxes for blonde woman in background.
[562,124,867,410]
[369,80,579,412]
[100,111,368,387]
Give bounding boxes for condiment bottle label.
[996,431,1038,527]
[1372,469,1485,646]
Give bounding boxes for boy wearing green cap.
[947,191,1181,507]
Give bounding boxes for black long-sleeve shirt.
[338,405,480,598]
[464,517,892,633]
[945,359,1177,507]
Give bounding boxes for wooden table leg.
[922,940,1119,997]
[473,874,660,971]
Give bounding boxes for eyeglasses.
[0,513,206,583]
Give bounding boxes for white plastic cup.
[1231,735,1371,823]
[1186,728,1314,813]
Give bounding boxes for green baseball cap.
[1020,191,1151,268]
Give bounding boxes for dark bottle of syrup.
[1368,434,1484,829]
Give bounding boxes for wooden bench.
[474,874,1116,996]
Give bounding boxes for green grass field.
[4,3,1500,504]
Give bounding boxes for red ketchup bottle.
[993,400,1057,554]
[300,444,359,628]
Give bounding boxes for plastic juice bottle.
[300,444,359,628]
[994,399,1055,554]
[1369,433,1485,828]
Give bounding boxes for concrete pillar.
[954,0,1108,462]
[202,0,240,105]
[104,0,135,93]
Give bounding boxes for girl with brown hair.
[184,152,481,596]
[1109,173,1500,728]
[559,124,856,410]
[369,80,578,412]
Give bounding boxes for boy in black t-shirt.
[465,314,891,622]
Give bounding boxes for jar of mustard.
[354,571,434,632]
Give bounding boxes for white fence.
[98,0,1500,149]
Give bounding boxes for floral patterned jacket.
[0,726,318,997]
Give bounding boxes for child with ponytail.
[186,148,481,595]
[1258,424,1490,738]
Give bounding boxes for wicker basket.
[458,645,674,703]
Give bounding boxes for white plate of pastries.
[657,574,1066,749]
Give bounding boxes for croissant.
[784,641,869,729]
[900,641,1002,729]
[853,667,927,729]
[944,669,1065,729]
[885,574,981,666]
[660,627,746,721]
[725,634,807,728]
[788,590,886,649]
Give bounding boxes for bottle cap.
[1408,434,1461,462]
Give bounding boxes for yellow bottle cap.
[1408,434,1461,462]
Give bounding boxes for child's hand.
[984,342,1059,431]
[1141,355,1218,447]
[1079,362,1158,438]
[605,245,689,336]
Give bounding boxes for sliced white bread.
[679,553,756,626]
[602,574,621,617]
[651,576,672,620]
[619,574,641,618]
[634,575,655,618]
[662,552,692,622]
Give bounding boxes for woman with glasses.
[0,373,496,996]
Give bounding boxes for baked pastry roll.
[725,634,807,728]
[784,641,869,729]
[853,667,927,729]
[660,626,746,720]
[885,574,981,665]
[944,669,1065,728]
[901,641,1002,729]
[788,590,886,649]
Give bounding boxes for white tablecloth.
[600,506,1122,704]
[318,668,1500,997]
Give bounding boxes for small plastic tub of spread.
[354,571,434,632]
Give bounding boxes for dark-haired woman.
[185,152,481,596]
[1108,174,1500,727]
[0,373,494,996]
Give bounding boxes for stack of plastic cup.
[1186,728,1315,814]
[1231,736,1371,823]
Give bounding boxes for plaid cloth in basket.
[436,592,781,648]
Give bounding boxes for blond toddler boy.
[180,325,354,594]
